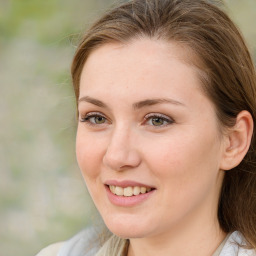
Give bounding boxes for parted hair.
[71,0,256,252]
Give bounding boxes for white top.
[36,230,256,256]
[219,231,255,256]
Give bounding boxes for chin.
[102,214,153,239]
[108,226,147,239]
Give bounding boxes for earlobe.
[220,110,254,171]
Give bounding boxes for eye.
[144,113,174,127]
[80,112,108,125]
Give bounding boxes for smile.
[108,185,153,197]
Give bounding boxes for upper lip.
[104,180,155,189]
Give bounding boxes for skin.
[76,38,229,256]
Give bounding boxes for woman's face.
[76,38,226,239]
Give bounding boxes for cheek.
[142,133,222,224]
[76,129,108,206]
[139,133,189,175]
[76,129,105,179]
[142,129,221,191]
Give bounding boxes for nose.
[103,127,141,171]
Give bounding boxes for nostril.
[103,148,141,171]
[103,153,126,171]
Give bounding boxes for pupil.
[152,117,163,126]
[96,117,104,123]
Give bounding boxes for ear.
[220,110,254,171]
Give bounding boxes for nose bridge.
[103,124,140,170]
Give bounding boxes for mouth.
[104,181,156,206]
[106,185,155,197]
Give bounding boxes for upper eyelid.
[144,113,173,120]
[88,112,104,116]
[80,111,107,118]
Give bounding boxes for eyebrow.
[132,98,185,109]
[78,96,186,109]
[78,96,108,108]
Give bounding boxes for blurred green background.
[0,0,255,255]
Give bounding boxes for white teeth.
[109,185,153,197]
[124,187,133,197]
[109,185,115,193]
[133,186,141,195]
[140,187,147,194]
[115,186,124,196]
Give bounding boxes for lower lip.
[105,185,155,207]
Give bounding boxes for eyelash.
[80,112,108,126]
[79,112,174,127]
[143,113,174,127]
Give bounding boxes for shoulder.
[36,228,100,256]
[58,228,100,256]
[36,243,64,256]
[220,231,256,256]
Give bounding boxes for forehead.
[80,38,206,98]
[84,37,199,70]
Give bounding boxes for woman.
[37,0,256,255]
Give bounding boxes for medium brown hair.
[71,0,256,248]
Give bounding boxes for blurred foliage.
[0,0,255,256]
